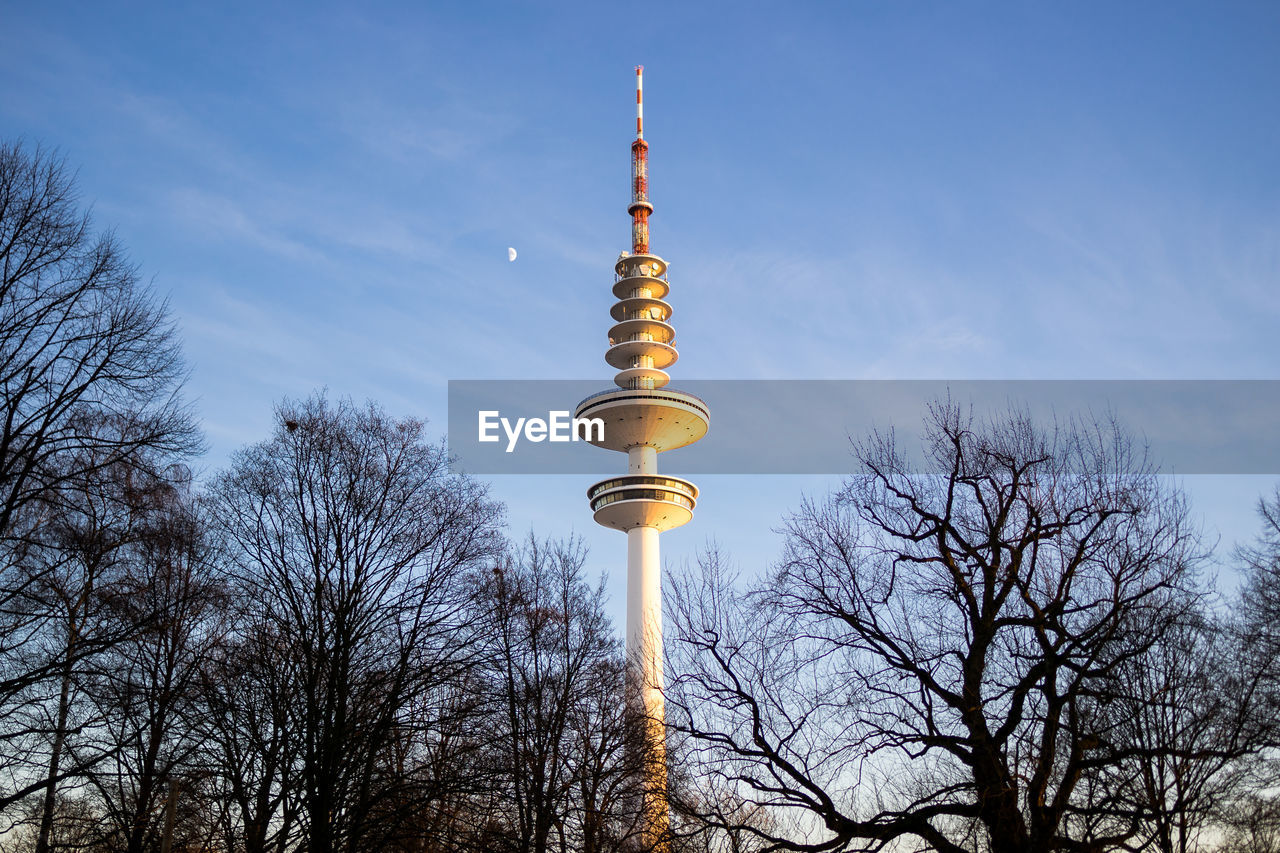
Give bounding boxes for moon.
[507,247,517,262]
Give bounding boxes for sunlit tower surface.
[574,67,709,851]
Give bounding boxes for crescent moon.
[507,247,517,262]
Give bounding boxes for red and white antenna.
[635,64,644,139]
[629,65,652,254]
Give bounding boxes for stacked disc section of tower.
[576,247,709,531]
[575,66,708,535]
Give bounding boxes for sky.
[2,1,1277,628]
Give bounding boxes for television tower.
[574,66,709,851]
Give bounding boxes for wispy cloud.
[166,187,329,264]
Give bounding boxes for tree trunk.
[33,645,76,853]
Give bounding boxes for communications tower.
[573,67,709,850]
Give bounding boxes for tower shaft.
[627,524,667,851]
[625,445,664,776]
[626,524,663,725]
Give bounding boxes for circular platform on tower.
[610,296,671,323]
[574,388,709,454]
[612,253,671,301]
[587,474,699,531]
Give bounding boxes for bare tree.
[25,435,202,853]
[668,404,1218,853]
[1218,793,1280,853]
[1100,603,1263,853]
[83,473,226,853]
[568,652,639,853]
[472,534,637,853]
[1218,484,1280,851]
[0,140,199,826]
[1236,485,1280,752]
[204,394,503,853]
[668,734,778,853]
[200,614,302,853]
[0,792,106,853]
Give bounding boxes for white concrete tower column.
[626,524,663,715]
[629,444,657,474]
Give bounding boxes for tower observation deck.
[573,66,708,852]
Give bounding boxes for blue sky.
[2,2,1277,622]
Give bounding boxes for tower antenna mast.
[630,65,652,255]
